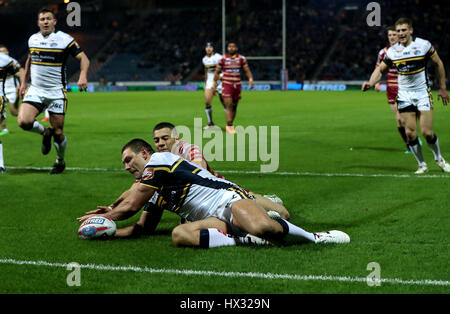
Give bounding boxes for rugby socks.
[426,134,442,161]
[54,135,67,163]
[274,217,316,242]
[199,228,259,248]
[409,137,426,166]
[31,120,45,135]
[205,107,213,125]
[0,142,4,169]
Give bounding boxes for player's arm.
[213,64,222,89]
[103,183,155,221]
[429,50,449,106]
[362,61,388,91]
[75,52,90,91]
[243,63,254,89]
[114,204,164,238]
[19,55,31,98]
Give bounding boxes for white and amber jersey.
[0,52,20,97]
[28,31,83,89]
[202,53,222,82]
[382,37,435,92]
[139,152,249,223]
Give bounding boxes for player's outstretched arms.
[362,63,387,92]
[114,204,164,238]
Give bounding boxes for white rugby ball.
[78,216,116,239]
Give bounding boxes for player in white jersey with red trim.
[18,7,90,174]
[0,45,23,136]
[363,18,450,174]
[202,42,224,129]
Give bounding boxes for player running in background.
[18,7,90,174]
[213,42,254,134]
[78,138,350,248]
[0,50,22,174]
[202,42,225,129]
[363,17,450,174]
[0,45,23,136]
[373,26,412,154]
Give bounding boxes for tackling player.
[0,49,22,174]
[0,45,23,136]
[213,42,254,134]
[18,7,90,174]
[363,18,450,174]
[78,138,350,248]
[373,26,411,154]
[202,42,225,129]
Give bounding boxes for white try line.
[0,258,449,287]
[7,166,450,179]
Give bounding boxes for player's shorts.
[222,83,241,102]
[205,78,222,94]
[0,96,6,121]
[396,88,433,113]
[386,85,398,105]
[23,85,68,115]
[5,88,18,105]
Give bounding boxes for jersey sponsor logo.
[142,167,154,180]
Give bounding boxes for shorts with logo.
[23,85,67,115]
[396,88,433,113]
[222,83,241,102]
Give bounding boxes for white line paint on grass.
[1,258,448,287]
[7,166,450,179]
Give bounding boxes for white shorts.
[397,88,433,112]
[5,89,17,104]
[23,85,67,115]
[205,79,222,94]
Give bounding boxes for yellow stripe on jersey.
[398,67,425,75]
[139,182,160,190]
[31,61,63,66]
[192,168,201,174]
[30,47,64,53]
[392,56,426,64]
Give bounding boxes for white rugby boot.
[314,230,350,244]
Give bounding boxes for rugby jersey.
[382,37,435,92]
[377,45,398,87]
[28,31,83,89]
[218,53,249,86]
[0,52,20,96]
[202,53,222,81]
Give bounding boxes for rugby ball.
[78,216,116,239]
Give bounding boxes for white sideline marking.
[0,258,449,287]
[7,166,450,178]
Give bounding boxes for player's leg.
[17,102,46,135]
[402,110,427,173]
[419,110,450,172]
[8,90,20,117]
[171,217,267,248]
[250,192,290,220]
[231,199,349,244]
[204,88,215,128]
[0,97,6,172]
[48,112,67,174]
[390,103,409,153]
[0,104,6,135]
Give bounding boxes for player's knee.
[171,225,193,247]
[422,130,434,141]
[17,118,33,130]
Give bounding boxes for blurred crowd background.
[1,0,448,86]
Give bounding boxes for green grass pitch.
[0,90,449,294]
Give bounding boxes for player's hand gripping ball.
[78,216,116,239]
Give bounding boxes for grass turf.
[0,90,449,294]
